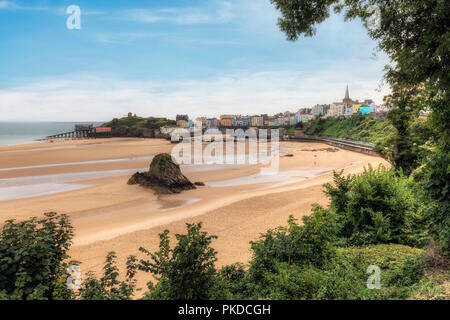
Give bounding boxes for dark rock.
[194,182,205,186]
[128,153,196,194]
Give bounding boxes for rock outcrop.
[128,153,196,194]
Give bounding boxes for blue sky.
[0,0,390,121]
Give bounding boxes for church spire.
[345,84,349,100]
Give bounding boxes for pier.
[45,124,112,141]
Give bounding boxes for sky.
[0,0,391,121]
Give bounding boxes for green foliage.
[245,209,339,298]
[271,0,449,100]
[271,0,449,250]
[324,165,426,246]
[0,212,74,300]
[103,115,175,137]
[283,125,296,136]
[304,115,434,175]
[149,153,174,173]
[217,263,247,299]
[138,223,221,300]
[78,252,138,300]
[238,241,426,299]
[305,115,393,145]
[421,149,450,255]
[250,209,338,272]
[338,244,426,299]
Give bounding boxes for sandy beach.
[0,137,389,290]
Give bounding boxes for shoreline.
[0,137,389,288]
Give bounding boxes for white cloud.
[0,0,48,11]
[0,59,390,122]
[0,0,17,9]
[94,32,158,45]
[92,32,242,46]
[123,1,233,25]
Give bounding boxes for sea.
[0,122,103,147]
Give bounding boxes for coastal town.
[174,86,390,129]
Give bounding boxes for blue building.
[359,106,371,115]
[314,105,324,116]
[345,106,353,117]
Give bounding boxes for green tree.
[138,223,220,300]
[271,0,449,252]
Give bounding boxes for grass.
[335,243,449,299]
[304,115,394,144]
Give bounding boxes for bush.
[217,263,247,299]
[421,149,450,255]
[240,243,426,300]
[78,252,138,300]
[0,212,74,300]
[245,208,339,298]
[249,208,338,273]
[138,223,221,300]
[341,244,425,299]
[324,165,426,246]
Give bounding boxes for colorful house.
[313,105,324,117]
[346,106,353,117]
[359,106,371,115]
[220,118,232,127]
[352,104,362,114]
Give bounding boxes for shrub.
[324,165,426,246]
[217,263,247,299]
[421,148,450,255]
[249,208,338,273]
[341,244,425,299]
[246,208,339,297]
[0,212,74,300]
[242,244,426,300]
[139,223,221,300]
[78,252,138,300]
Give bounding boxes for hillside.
[102,114,176,137]
[304,115,394,144]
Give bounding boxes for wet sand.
[0,137,389,291]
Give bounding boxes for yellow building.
[352,104,362,114]
[195,117,204,128]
